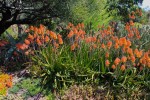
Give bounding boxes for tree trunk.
[0,22,11,36]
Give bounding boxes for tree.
[107,0,143,22]
[67,0,115,30]
[0,0,70,36]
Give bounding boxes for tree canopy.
[0,0,145,36]
[0,0,70,36]
[107,0,143,22]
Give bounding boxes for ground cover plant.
[0,5,150,100]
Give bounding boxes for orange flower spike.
[144,52,149,59]
[130,55,135,63]
[134,49,143,58]
[128,32,134,38]
[127,48,133,56]
[105,60,110,67]
[140,58,147,65]
[22,43,29,50]
[28,34,34,40]
[0,82,5,87]
[125,22,131,30]
[85,37,92,43]
[67,30,74,38]
[16,43,22,50]
[121,65,126,71]
[40,24,44,29]
[114,43,119,49]
[77,23,81,28]
[24,39,30,45]
[107,41,112,49]
[34,27,38,34]
[114,57,121,65]
[80,34,85,39]
[38,28,42,34]
[45,36,50,43]
[107,26,111,31]
[30,26,34,31]
[123,37,127,45]
[16,43,26,50]
[41,35,45,41]
[58,38,63,44]
[134,49,139,55]
[105,52,109,58]
[25,28,30,33]
[92,37,97,42]
[57,34,63,44]
[46,30,49,34]
[126,40,131,47]
[36,38,42,46]
[49,31,57,40]
[119,37,127,46]
[112,64,116,70]
[78,29,83,35]
[119,38,123,46]
[136,35,141,39]
[33,33,37,38]
[73,28,78,34]
[101,43,105,49]
[130,15,135,19]
[129,20,134,26]
[123,45,129,52]
[53,42,59,48]
[121,56,127,63]
[57,34,61,39]
[6,81,12,88]
[75,36,79,41]
[71,44,76,51]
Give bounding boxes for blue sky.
[141,0,150,10]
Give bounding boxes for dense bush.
[16,20,150,99]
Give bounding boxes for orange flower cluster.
[15,24,63,55]
[105,60,110,67]
[129,11,136,20]
[67,23,86,50]
[13,8,148,72]
[0,74,13,96]
[136,9,142,16]
[125,22,141,39]
[139,52,150,67]
[129,9,142,20]
[0,40,9,47]
[67,18,149,71]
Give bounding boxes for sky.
[141,0,150,10]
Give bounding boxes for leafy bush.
[26,20,150,97]
[0,31,28,71]
[68,0,115,29]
